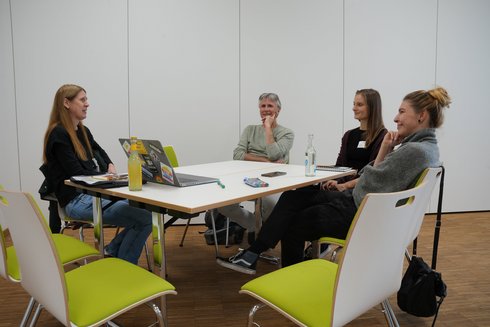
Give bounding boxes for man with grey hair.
[217,93,294,244]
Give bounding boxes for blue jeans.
[65,193,152,265]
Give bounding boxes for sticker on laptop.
[160,162,174,184]
[122,140,131,153]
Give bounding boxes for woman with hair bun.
[218,87,451,274]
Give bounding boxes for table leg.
[254,198,262,232]
[92,197,104,254]
[151,211,167,318]
[210,209,221,257]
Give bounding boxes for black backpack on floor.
[202,210,245,245]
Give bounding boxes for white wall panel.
[436,0,490,212]
[344,0,438,132]
[10,0,129,214]
[1,0,488,213]
[240,0,344,165]
[0,0,20,191]
[128,0,239,166]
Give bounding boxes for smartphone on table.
[261,171,287,177]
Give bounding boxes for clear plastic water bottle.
[305,134,317,176]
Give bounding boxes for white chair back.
[0,190,69,326]
[332,178,434,326]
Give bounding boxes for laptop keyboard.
[178,177,196,183]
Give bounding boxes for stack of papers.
[70,174,128,187]
[316,165,353,172]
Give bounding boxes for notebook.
[316,165,353,173]
[118,138,218,187]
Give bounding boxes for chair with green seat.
[0,187,100,327]
[163,145,200,247]
[240,173,438,327]
[0,189,177,327]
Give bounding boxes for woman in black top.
[323,89,387,191]
[43,84,151,265]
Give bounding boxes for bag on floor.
[397,256,447,322]
[203,210,245,245]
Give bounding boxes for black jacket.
[44,124,112,207]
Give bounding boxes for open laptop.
[118,138,218,187]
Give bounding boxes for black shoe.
[216,250,258,275]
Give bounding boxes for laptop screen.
[118,138,174,185]
[118,138,218,187]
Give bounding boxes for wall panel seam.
[434,0,439,86]
[238,0,242,139]
[9,0,21,189]
[127,0,131,136]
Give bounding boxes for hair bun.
[428,87,452,108]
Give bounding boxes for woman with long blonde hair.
[43,84,151,264]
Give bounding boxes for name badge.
[357,141,366,148]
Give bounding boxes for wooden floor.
[1,211,489,326]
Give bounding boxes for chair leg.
[248,303,266,327]
[225,217,230,248]
[28,303,43,327]
[330,247,340,262]
[149,302,165,327]
[79,225,85,242]
[210,209,221,257]
[179,219,192,247]
[144,242,152,271]
[19,297,36,327]
[405,248,412,261]
[381,299,400,327]
[311,240,321,258]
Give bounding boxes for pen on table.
[217,180,225,189]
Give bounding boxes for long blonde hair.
[43,84,92,163]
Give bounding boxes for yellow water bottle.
[128,136,142,191]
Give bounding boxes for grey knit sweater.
[352,128,440,207]
[233,124,294,163]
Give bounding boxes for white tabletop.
[67,161,355,214]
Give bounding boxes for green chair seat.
[52,233,99,264]
[241,259,338,327]
[318,236,345,247]
[66,258,176,326]
[6,245,20,281]
[5,234,99,282]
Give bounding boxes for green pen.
[217,180,225,189]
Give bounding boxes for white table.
[66,161,355,312]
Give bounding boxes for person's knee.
[136,211,152,230]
